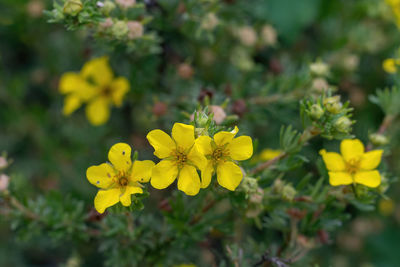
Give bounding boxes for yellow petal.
[328,171,353,186]
[340,139,364,162]
[195,135,213,155]
[360,150,383,171]
[85,97,110,126]
[227,136,253,161]
[354,170,381,188]
[108,143,132,172]
[110,77,130,107]
[131,160,155,183]
[383,58,397,74]
[86,163,115,189]
[214,126,238,146]
[216,161,243,191]
[177,165,201,196]
[150,160,178,189]
[319,149,346,171]
[187,146,207,170]
[201,161,214,188]
[59,72,83,94]
[172,123,195,150]
[94,188,120,214]
[120,186,143,206]
[81,57,113,87]
[259,149,282,160]
[63,95,82,116]
[146,129,175,159]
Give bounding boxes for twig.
[366,115,394,151]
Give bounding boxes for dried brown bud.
[152,102,167,117]
[177,63,194,80]
[269,58,283,75]
[232,99,247,117]
[198,89,214,102]
[158,199,172,212]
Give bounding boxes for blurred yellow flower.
[196,127,253,191]
[379,199,395,216]
[320,139,383,188]
[382,58,400,73]
[59,57,130,125]
[259,148,282,161]
[86,143,154,213]
[147,123,206,196]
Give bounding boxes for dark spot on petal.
[107,173,111,178]
[126,161,129,164]
[122,151,125,155]
[96,181,100,184]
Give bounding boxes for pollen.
[174,148,188,168]
[345,158,360,174]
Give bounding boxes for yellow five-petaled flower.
[146,123,206,196]
[320,139,383,188]
[86,143,155,213]
[59,57,130,126]
[196,127,253,191]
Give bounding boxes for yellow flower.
[147,123,207,196]
[59,57,130,125]
[320,139,383,188]
[86,143,154,213]
[195,127,253,191]
[259,148,282,161]
[382,58,399,74]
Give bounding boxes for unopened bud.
[369,133,389,146]
[101,0,116,15]
[0,157,8,169]
[152,102,167,117]
[261,24,277,46]
[63,0,83,16]
[272,179,284,194]
[177,63,194,80]
[241,176,258,194]
[111,20,129,39]
[310,61,329,77]
[209,105,226,125]
[323,96,342,114]
[237,26,257,47]
[310,104,324,120]
[127,21,143,40]
[116,0,136,9]
[201,13,219,30]
[0,174,9,191]
[282,184,296,201]
[334,117,352,132]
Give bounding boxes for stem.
[351,183,358,199]
[366,114,395,151]
[9,196,40,220]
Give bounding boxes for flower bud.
[209,105,226,125]
[261,24,277,47]
[232,99,247,117]
[323,96,342,114]
[116,0,136,9]
[0,174,9,191]
[311,78,329,93]
[111,20,129,39]
[201,13,219,30]
[152,102,167,117]
[369,133,389,146]
[309,104,324,120]
[241,176,258,194]
[310,61,329,77]
[0,157,8,169]
[177,63,194,80]
[101,0,116,15]
[272,179,284,194]
[63,0,83,16]
[127,21,143,40]
[236,26,257,47]
[282,184,296,201]
[334,117,352,133]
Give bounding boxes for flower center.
[211,146,229,164]
[345,158,360,174]
[173,148,187,168]
[118,177,129,187]
[101,86,112,97]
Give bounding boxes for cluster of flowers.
[86,120,384,214]
[87,123,253,213]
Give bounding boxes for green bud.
[334,116,352,132]
[272,179,284,194]
[323,96,342,114]
[63,0,83,16]
[369,133,389,146]
[102,0,116,15]
[282,184,296,201]
[309,104,324,120]
[111,20,129,40]
[240,176,258,194]
[194,111,209,128]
